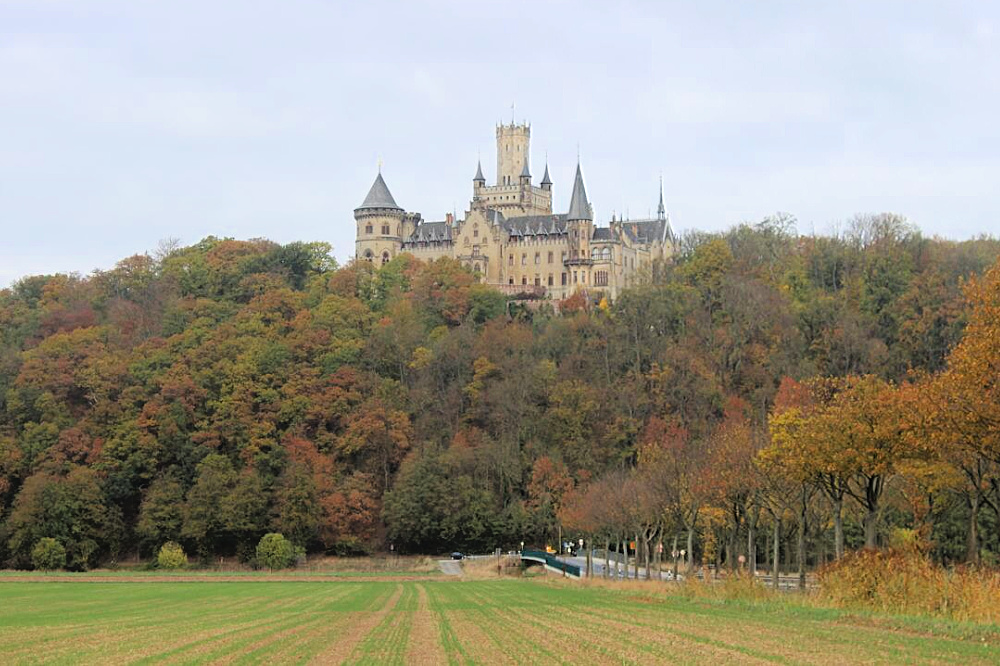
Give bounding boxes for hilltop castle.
[354,121,676,300]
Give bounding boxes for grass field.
[1,576,999,664]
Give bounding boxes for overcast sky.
[2,0,999,287]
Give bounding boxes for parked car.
[450,552,464,560]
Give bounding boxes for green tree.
[256,532,295,570]
[31,537,66,571]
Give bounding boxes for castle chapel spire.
[474,159,485,183]
[657,175,666,221]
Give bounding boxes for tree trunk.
[797,488,807,591]
[967,494,981,564]
[621,539,628,580]
[832,495,844,559]
[772,515,780,590]
[864,507,878,549]
[672,534,679,582]
[586,539,593,577]
[747,508,759,575]
[603,538,610,579]
[633,533,640,579]
[686,527,695,576]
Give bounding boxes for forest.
[1,213,999,572]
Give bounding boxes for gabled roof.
[501,214,568,236]
[567,163,592,220]
[356,172,402,211]
[405,221,453,244]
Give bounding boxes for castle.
[354,121,676,300]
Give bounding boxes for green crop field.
[1,577,998,664]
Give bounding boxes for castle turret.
[496,122,530,186]
[565,162,594,284]
[354,171,405,265]
[519,157,531,185]
[540,162,552,191]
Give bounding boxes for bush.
[32,538,66,571]
[818,548,1000,623]
[156,541,188,569]
[256,533,295,571]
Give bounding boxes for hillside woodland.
[1,213,999,571]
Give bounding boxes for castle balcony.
[563,258,594,267]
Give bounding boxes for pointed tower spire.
[657,174,666,221]
[356,171,402,211]
[540,161,552,187]
[474,159,485,183]
[520,157,531,181]
[566,162,592,221]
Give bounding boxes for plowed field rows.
[0,578,997,664]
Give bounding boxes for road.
[437,560,462,576]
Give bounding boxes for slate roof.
[540,163,552,186]
[405,221,453,243]
[592,227,615,241]
[622,218,672,244]
[357,172,401,211]
[502,213,567,237]
[520,158,531,178]
[474,160,485,182]
[567,163,592,220]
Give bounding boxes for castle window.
[534,276,540,286]
[561,272,567,286]
[534,252,540,265]
[364,250,374,262]
[473,245,480,256]
[547,251,553,263]
[573,271,578,284]
[473,228,479,238]
[509,254,514,266]
[365,224,373,234]
[548,274,553,286]
[595,271,609,286]
[474,263,481,273]
[381,251,390,265]
[381,224,390,235]
[561,251,567,262]
[521,253,526,266]
[522,276,527,285]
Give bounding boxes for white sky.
[1,0,999,287]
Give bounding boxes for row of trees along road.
[0,215,998,571]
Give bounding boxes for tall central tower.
[496,122,530,186]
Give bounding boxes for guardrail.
[521,550,581,579]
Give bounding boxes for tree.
[256,533,296,571]
[32,538,66,571]
[157,541,188,569]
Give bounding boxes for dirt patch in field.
[0,574,442,583]
[404,583,446,665]
[308,583,404,664]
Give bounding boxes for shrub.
[157,541,188,569]
[818,548,1000,623]
[256,533,295,571]
[32,538,66,571]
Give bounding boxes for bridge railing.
[521,550,581,578]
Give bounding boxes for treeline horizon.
[1,213,999,570]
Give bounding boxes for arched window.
[474,263,481,273]
[381,251,390,266]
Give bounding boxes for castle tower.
[496,122,530,186]
[354,171,405,265]
[473,159,486,200]
[566,162,594,283]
